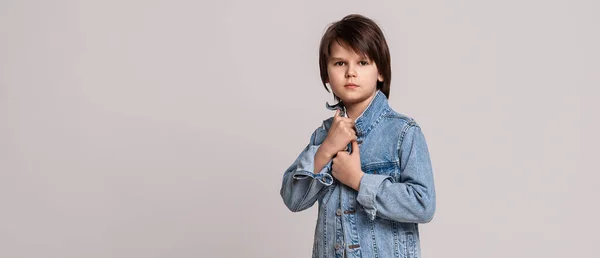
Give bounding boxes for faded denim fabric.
[280,90,436,258]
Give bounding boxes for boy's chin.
[337,89,379,105]
[337,93,368,105]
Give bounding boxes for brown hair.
[319,14,392,101]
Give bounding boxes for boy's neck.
[344,92,377,121]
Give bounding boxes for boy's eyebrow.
[330,56,370,61]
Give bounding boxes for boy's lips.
[344,83,359,88]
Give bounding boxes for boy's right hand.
[321,109,357,158]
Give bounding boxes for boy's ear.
[378,74,384,82]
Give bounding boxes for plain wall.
[1,0,598,257]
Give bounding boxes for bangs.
[331,37,373,61]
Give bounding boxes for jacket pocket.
[362,162,398,182]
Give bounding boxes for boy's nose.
[345,68,357,78]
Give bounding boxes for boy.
[281,14,436,258]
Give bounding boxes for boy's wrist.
[351,171,365,191]
[317,142,336,160]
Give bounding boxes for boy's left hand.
[332,140,365,191]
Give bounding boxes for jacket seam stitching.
[397,121,418,166]
[293,179,316,211]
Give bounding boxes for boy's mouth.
[344,83,359,88]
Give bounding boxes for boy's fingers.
[334,109,340,118]
[351,140,359,154]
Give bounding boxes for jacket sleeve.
[356,123,436,223]
[280,125,335,212]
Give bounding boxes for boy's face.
[326,41,383,105]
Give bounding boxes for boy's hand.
[332,140,365,191]
[321,109,357,158]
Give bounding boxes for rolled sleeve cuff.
[357,174,392,220]
[291,145,333,186]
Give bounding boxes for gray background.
[1,0,598,257]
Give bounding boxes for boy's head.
[319,14,391,103]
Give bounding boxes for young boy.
[280,14,436,258]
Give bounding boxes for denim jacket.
[280,90,436,258]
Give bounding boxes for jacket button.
[336,209,342,216]
[335,244,341,250]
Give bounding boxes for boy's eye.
[332,61,369,66]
